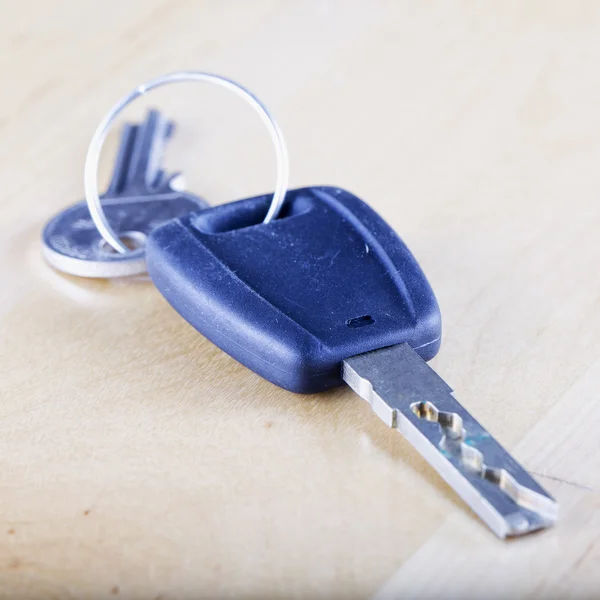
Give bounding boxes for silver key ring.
[85,71,290,254]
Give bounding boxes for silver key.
[42,110,208,278]
[343,344,558,538]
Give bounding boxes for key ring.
[84,71,290,254]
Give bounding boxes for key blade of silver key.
[106,110,177,197]
[343,343,558,538]
[125,109,175,193]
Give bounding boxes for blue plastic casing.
[147,186,442,394]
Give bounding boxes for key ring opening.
[84,71,290,254]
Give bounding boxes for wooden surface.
[1,1,600,598]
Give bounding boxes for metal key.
[42,110,208,278]
[145,185,558,538]
[343,345,557,537]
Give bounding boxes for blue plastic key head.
[146,186,442,393]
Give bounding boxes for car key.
[42,110,208,278]
[145,185,558,539]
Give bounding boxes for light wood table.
[1,1,599,598]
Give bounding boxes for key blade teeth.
[481,466,558,524]
[343,343,558,539]
[398,404,557,538]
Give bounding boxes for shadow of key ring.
[85,71,290,254]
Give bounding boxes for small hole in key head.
[98,231,146,254]
[346,315,375,328]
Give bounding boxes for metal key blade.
[106,110,177,197]
[343,343,558,538]
[123,109,174,193]
[105,122,138,196]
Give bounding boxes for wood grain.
[1,1,600,598]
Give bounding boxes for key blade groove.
[342,343,558,538]
[410,400,557,523]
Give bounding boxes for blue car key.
[53,71,557,539]
[146,185,558,538]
